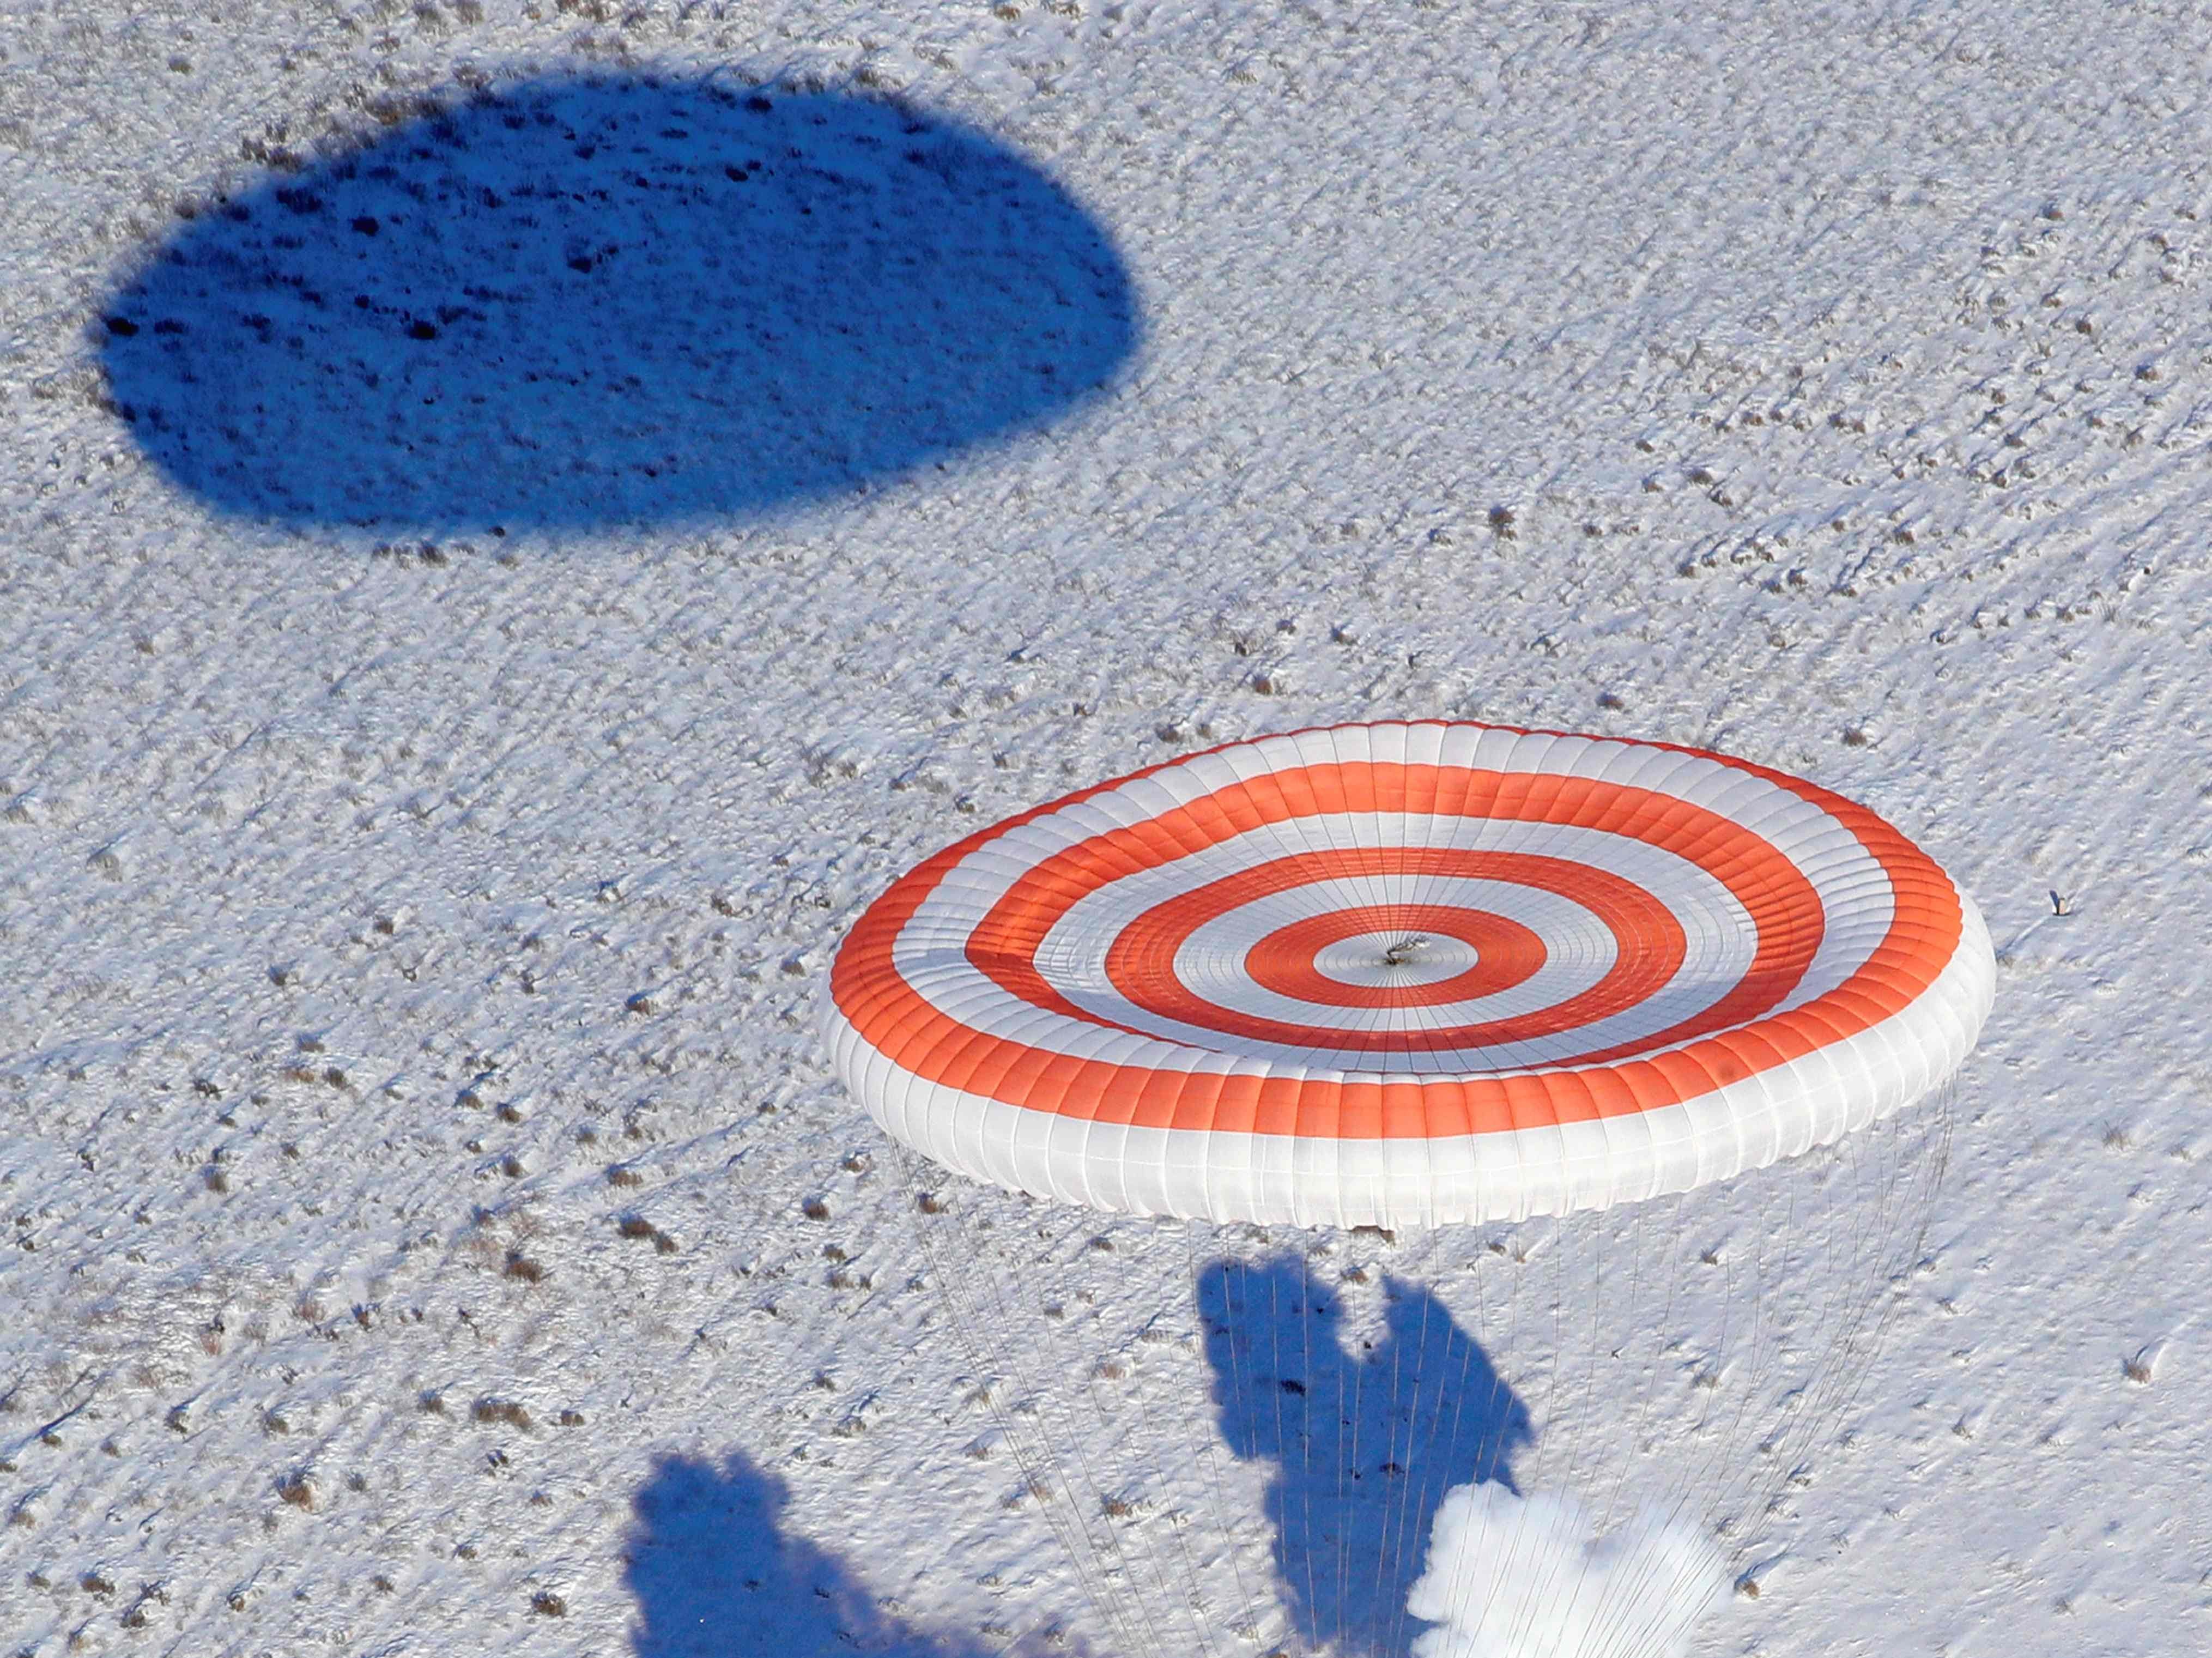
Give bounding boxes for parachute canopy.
[825,722,1993,1227]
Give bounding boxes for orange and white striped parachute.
[823,721,1992,1228]
[824,722,1993,1658]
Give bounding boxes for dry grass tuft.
[471,1397,532,1431]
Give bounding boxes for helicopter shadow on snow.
[1199,1257,1534,1658]
[98,73,1138,536]
[626,1449,997,1658]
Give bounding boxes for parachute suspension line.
[1723,1096,1943,1542]
[1684,1146,1785,1648]
[1296,1241,1329,1658]
[1408,1278,1458,1651]
[1119,1233,1246,1658]
[1390,1277,1450,1658]
[950,1203,1160,1658]
[1526,1219,1603,1658]
[1424,1248,1495,1647]
[1858,1094,1952,1409]
[1565,1206,1623,1658]
[1628,1124,1779,1651]
[1775,1092,1952,1520]
[1456,1218,1531,1656]
[1610,1194,1692,1658]
[1649,1093,1946,1657]
[1602,1194,1672,1539]
[1564,1219,1622,1658]
[1700,1127,1846,1608]
[1843,1096,1941,1425]
[1493,1219,1537,1650]
[1194,1232,1249,1647]
[1753,1110,1855,1516]
[1723,1124,1788,1491]
[898,1173,1126,1655]
[1179,1224,1268,1658]
[1501,1224,1564,1658]
[1471,1223,1548,1658]
[1699,1101,1924,1647]
[1140,1238,1243,1658]
[1547,1197,1625,1658]
[1536,1196,1690,1658]
[1368,1273,1422,1651]
[1225,1231,1283,1654]
[897,1155,1168,1658]
[1332,1239,1354,1658]
[1344,1232,1374,1656]
[1004,1227,1179,1658]
[1065,1243,1216,1658]
[1406,1219,1507,1658]
[1573,1200,1632,1654]
[1243,1232,1297,1658]
[1285,1246,1323,1658]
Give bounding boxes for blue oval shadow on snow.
[98,75,1139,533]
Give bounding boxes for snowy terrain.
[3,1,2209,1654]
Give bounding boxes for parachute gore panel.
[822,722,1995,1226]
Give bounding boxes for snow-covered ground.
[4,2,2209,1653]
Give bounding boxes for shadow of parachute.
[99,75,1139,534]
